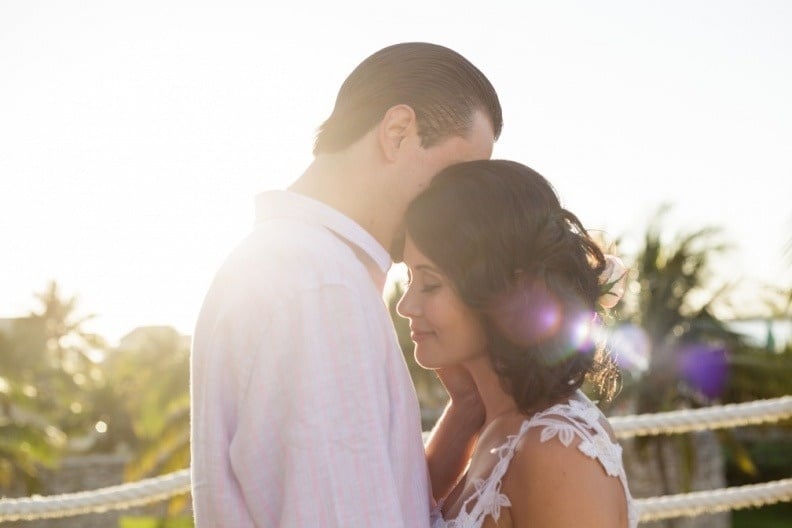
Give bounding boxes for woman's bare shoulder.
[501,424,627,528]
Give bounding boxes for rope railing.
[1,396,790,524]
[638,478,792,522]
[0,469,191,523]
[611,395,792,438]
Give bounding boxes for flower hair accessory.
[598,255,628,309]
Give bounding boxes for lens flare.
[608,324,651,372]
[677,343,729,399]
[490,285,562,347]
[570,311,597,355]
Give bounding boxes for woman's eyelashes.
[421,282,440,293]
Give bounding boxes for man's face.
[389,109,496,261]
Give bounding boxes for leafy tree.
[609,206,792,523]
[30,281,109,438]
[0,319,66,493]
[0,281,109,493]
[106,326,191,517]
[613,207,737,409]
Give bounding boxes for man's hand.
[435,365,483,411]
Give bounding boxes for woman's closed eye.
[421,282,441,293]
[403,265,444,293]
[402,277,440,293]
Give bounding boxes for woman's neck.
[464,356,520,427]
[465,356,577,428]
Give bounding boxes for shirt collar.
[254,190,392,277]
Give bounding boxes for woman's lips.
[410,330,434,342]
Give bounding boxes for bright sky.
[1,1,790,344]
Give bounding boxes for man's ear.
[378,104,418,162]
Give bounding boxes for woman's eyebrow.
[414,264,440,273]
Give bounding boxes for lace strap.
[523,398,626,478]
[452,420,535,523]
[441,397,620,527]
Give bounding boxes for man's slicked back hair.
[313,42,502,155]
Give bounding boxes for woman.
[397,159,636,528]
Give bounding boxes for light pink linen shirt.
[190,190,431,527]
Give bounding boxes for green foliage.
[119,515,194,528]
[723,345,792,403]
[614,206,792,497]
[602,210,700,491]
[616,207,738,409]
[1,281,190,520]
[105,326,192,516]
[0,419,64,492]
[729,433,792,528]
[29,281,110,439]
[732,503,792,528]
[0,281,107,493]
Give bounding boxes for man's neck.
[289,155,398,254]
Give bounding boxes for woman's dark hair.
[313,42,503,155]
[405,160,619,413]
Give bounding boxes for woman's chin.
[413,351,442,371]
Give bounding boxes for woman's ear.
[377,104,418,162]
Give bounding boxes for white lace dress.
[431,393,638,528]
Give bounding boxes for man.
[190,42,503,527]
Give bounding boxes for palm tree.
[0,281,103,493]
[720,227,792,487]
[609,206,745,528]
[0,320,67,494]
[30,281,109,437]
[0,281,107,494]
[621,208,736,411]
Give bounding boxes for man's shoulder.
[214,217,365,295]
[193,218,369,344]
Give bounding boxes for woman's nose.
[396,288,418,318]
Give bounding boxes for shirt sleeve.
[227,282,415,527]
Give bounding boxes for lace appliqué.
[533,398,624,477]
[431,393,637,528]
[431,476,512,528]
[430,458,513,528]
